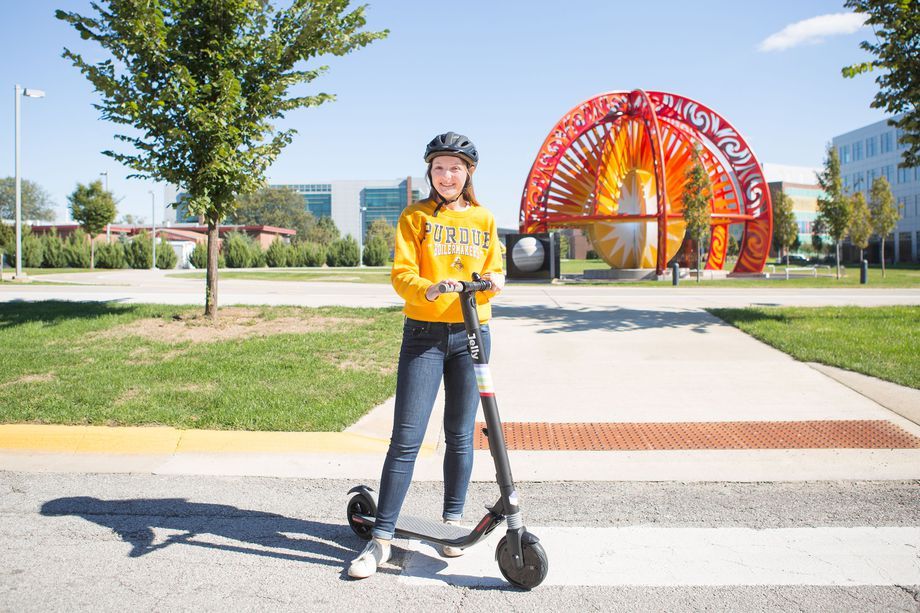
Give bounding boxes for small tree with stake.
[869,176,901,277]
[681,154,712,283]
[770,185,798,262]
[68,180,117,270]
[816,145,850,279]
[847,192,873,263]
[57,0,387,317]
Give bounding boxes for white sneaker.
[441,520,465,558]
[347,538,391,579]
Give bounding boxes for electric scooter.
[346,273,548,590]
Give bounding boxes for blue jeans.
[372,318,491,540]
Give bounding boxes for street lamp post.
[13,84,45,280]
[101,172,110,242]
[358,205,367,267]
[148,190,156,270]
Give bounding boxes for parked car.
[778,254,809,266]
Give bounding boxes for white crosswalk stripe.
[399,526,920,587]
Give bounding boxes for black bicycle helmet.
[424,132,478,166]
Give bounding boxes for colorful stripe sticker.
[474,364,495,396]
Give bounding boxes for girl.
[349,132,505,578]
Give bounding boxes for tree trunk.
[880,238,886,278]
[696,238,701,284]
[206,219,220,318]
[90,236,95,271]
[835,240,840,280]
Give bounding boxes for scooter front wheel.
[495,536,549,589]
[346,492,376,540]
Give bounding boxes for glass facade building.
[832,115,919,262]
[270,177,428,244]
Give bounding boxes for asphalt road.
[2,472,918,612]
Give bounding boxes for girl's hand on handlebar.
[482,272,505,295]
[425,279,461,301]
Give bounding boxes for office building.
[833,116,919,262]
[165,177,427,243]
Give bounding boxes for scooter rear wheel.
[346,493,376,540]
[496,536,549,589]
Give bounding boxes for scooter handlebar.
[437,279,493,294]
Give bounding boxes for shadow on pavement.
[492,305,725,334]
[40,496,371,572]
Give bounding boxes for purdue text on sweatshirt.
[391,198,504,323]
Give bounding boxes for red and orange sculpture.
[519,90,772,275]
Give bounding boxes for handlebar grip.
[437,280,493,293]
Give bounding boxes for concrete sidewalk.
[2,295,919,482]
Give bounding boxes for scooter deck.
[395,514,469,541]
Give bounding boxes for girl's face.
[430,155,470,201]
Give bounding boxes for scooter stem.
[458,274,520,520]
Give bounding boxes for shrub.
[265,238,290,267]
[327,235,360,267]
[189,242,225,268]
[126,232,153,269]
[362,235,388,267]
[95,242,126,268]
[156,238,178,269]
[64,230,92,268]
[292,241,326,267]
[21,233,44,268]
[223,231,253,268]
[40,231,68,268]
[249,240,266,268]
[189,242,207,268]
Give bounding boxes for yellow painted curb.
[0,424,435,456]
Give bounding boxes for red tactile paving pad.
[473,420,920,451]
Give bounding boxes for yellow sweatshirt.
[392,198,504,323]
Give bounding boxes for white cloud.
[758,12,868,52]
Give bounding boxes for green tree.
[64,229,92,268]
[57,1,386,317]
[95,241,126,268]
[727,233,740,257]
[126,232,153,269]
[0,177,56,221]
[362,235,387,266]
[811,217,827,256]
[842,0,920,168]
[770,186,799,262]
[681,156,712,283]
[306,215,340,246]
[816,145,851,279]
[156,238,178,269]
[265,237,291,267]
[869,176,901,277]
[327,234,360,267]
[21,232,44,268]
[365,217,395,255]
[40,230,68,269]
[847,192,873,262]
[232,186,316,242]
[223,232,254,268]
[292,241,326,267]
[68,180,117,269]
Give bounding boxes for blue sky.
[0,1,883,228]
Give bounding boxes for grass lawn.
[0,301,404,431]
[708,305,920,389]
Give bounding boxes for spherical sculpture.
[511,236,545,272]
[519,90,772,275]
